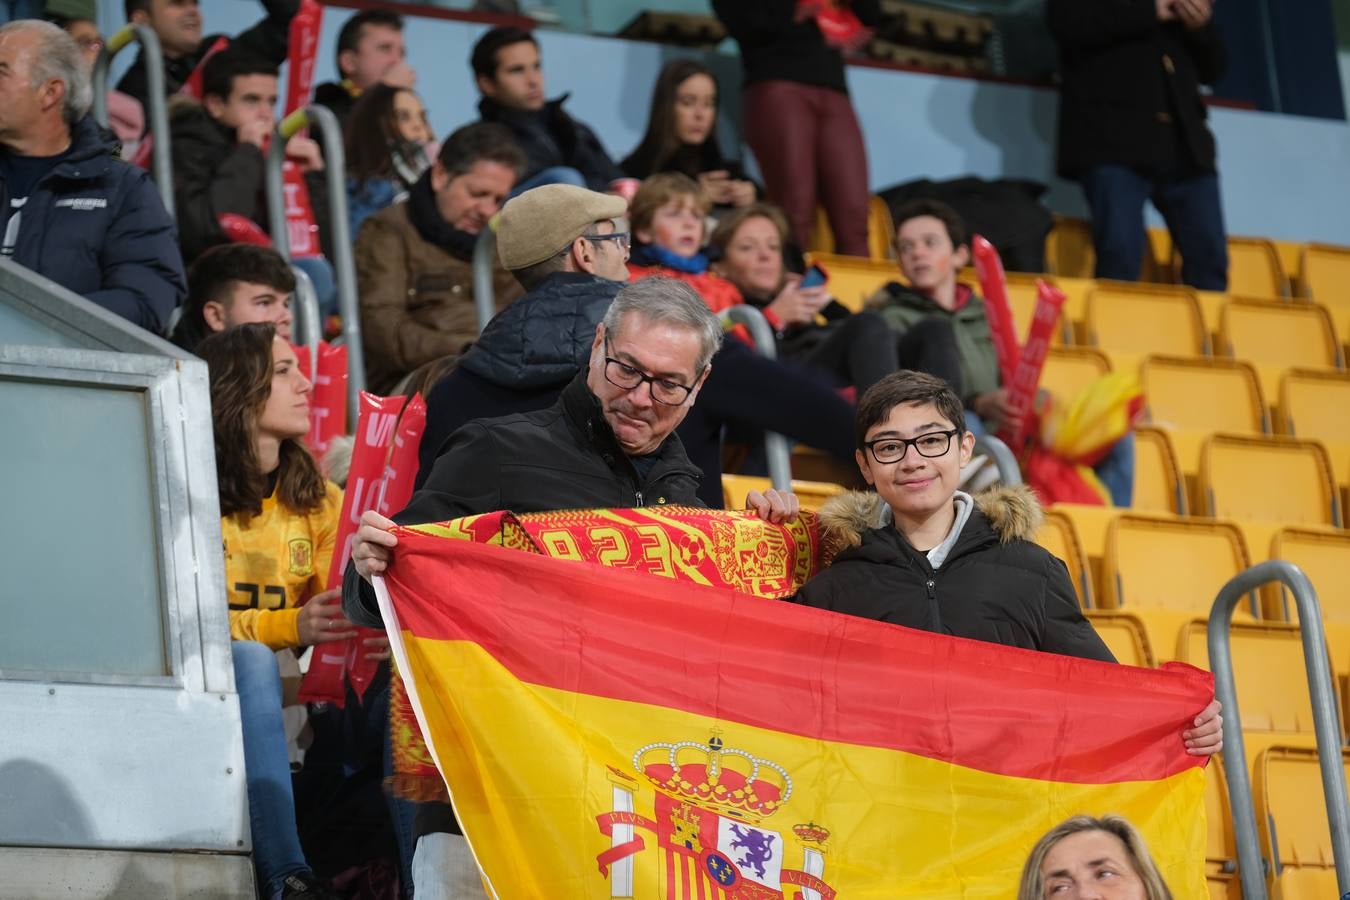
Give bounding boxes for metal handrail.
[265,105,364,424]
[91,24,174,219]
[972,433,1022,485]
[720,305,791,492]
[472,223,498,335]
[289,264,322,385]
[1208,560,1350,899]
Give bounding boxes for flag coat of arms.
[376,511,1213,898]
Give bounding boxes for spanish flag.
[376,512,1212,899]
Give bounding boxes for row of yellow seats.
[1040,350,1350,519]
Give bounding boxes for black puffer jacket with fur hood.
[795,485,1115,662]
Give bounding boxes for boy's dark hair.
[202,48,278,102]
[854,370,966,451]
[437,121,526,180]
[172,244,295,352]
[891,199,969,250]
[470,26,537,81]
[335,9,403,76]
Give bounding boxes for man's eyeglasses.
[863,429,960,464]
[602,337,695,406]
[583,230,631,251]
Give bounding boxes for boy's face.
[895,215,969,294]
[206,74,278,130]
[637,196,704,258]
[856,401,974,525]
[202,280,293,339]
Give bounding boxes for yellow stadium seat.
[1050,503,1118,604]
[1133,425,1187,514]
[1039,346,1111,403]
[1101,513,1253,661]
[1200,434,1341,528]
[1194,290,1228,348]
[1035,509,1092,607]
[1253,745,1350,897]
[1300,243,1350,357]
[720,474,846,513]
[1083,611,1155,667]
[1054,276,1092,343]
[1143,227,1175,284]
[1044,215,1095,279]
[1279,368,1350,511]
[804,252,897,312]
[808,196,896,262]
[1219,297,1345,404]
[1204,758,1238,900]
[1225,236,1287,298]
[1141,355,1268,509]
[1273,239,1305,294]
[1266,526,1350,681]
[1085,282,1209,366]
[1180,621,1336,735]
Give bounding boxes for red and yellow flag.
[377,512,1213,898]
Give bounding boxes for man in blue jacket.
[0,20,185,334]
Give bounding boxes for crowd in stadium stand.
[0,0,1236,896]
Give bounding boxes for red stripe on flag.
[385,532,1212,784]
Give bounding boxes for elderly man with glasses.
[343,261,797,898]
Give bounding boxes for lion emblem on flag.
[595,733,836,899]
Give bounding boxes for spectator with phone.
[710,202,963,395]
[621,58,759,217]
[197,322,362,900]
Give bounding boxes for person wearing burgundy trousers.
[713,0,880,258]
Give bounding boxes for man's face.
[134,0,203,59]
[0,30,61,145]
[478,40,544,111]
[855,401,974,527]
[430,158,515,234]
[586,312,708,456]
[580,219,631,282]
[205,74,278,131]
[341,24,405,89]
[895,215,968,295]
[203,280,293,339]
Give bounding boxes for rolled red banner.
[997,279,1067,450]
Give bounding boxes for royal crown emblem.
[597,732,836,899]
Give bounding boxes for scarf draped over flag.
[376,509,1212,898]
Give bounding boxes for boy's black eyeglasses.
[602,337,695,406]
[863,429,960,464]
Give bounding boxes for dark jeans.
[790,312,964,398]
[1080,164,1228,291]
[743,79,871,256]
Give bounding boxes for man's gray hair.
[602,277,724,373]
[0,20,93,127]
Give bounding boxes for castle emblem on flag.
[596,733,837,899]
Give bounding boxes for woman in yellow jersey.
[197,322,349,900]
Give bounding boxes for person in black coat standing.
[1048,0,1229,290]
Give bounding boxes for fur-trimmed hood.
[817,484,1044,554]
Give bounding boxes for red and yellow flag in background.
[377,509,1213,898]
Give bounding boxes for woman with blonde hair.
[1018,814,1173,900]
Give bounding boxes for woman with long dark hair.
[622,58,757,212]
[198,323,353,900]
[345,83,436,235]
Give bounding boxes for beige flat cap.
[496,183,629,270]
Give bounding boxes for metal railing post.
[971,433,1022,486]
[265,106,364,423]
[289,264,322,385]
[720,305,791,493]
[472,225,498,335]
[91,24,174,219]
[1208,560,1350,899]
